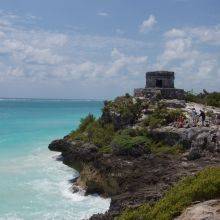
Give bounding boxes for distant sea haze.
[0,99,110,219]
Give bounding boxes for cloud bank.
[0,11,219,98]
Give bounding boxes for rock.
[48,139,72,152]
[175,199,220,220]
[217,114,220,125]
[186,147,201,160]
[161,99,186,108]
[71,184,80,193]
[150,126,220,160]
[48,133,220,220]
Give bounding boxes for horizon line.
[0,97,106,101]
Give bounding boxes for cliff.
[48,94,220,219]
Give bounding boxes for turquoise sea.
[0,99,110,220]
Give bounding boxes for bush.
[150,142,184,155]
[143,108,183,129]
[78,114,96,131]
[69,114,115,147]
[186,90,220,107]
[101,95,143,130]
[98,145,113,154]
[165,109,184,124]
[88,122,115,147]
[111,134,151,156]
[205,92,220,107]
[143,115,164,129]
[119,128,141,137]
[119,167,220,220]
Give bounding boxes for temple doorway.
[156,79,163,88]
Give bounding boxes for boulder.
[48,139,72,152]
[186,147,201,160]
[175,199,220,220]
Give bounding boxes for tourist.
[191,108,197,127]
[177,115,184,128]
[199,110,206,126]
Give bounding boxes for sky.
[0,0,219,99]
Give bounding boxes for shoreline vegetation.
[49,90,220,220]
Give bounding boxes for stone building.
[134,71,185,99]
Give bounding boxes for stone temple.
[134,71,185,99]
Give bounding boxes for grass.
[119,167,220,220]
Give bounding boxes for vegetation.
[69,114,115,147]
[119,167,220,220]
[186,90,220,107]
[101,95,144,129]
[69,106,185,155]
[149,141,184,155]
[142,107,184,129]
[111,134,151,156]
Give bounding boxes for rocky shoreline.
[48,133,220,219]
[48,93,220,219]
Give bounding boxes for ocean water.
[0,99,110,220]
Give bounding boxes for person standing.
[199,110,206,126]
[191,108,197,127]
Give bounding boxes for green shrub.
[205,92,220,107]
[69,114,115,147]
[186,91,220,107]
[166,109,185,123]
[111,134,151,155]
[142,108,184,129]
[101,95,143,129]
[78,114,96,131]
[143,115,165,129]
[98,145,113,154]
[150,142,184,155]
[88,122,115,147]
[119,167,220,220]
[119,128,141,137]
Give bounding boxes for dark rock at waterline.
[71,184,80,193]
[48,139,71,152]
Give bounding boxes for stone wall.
[146,71,174,88]
[134,88,146,97]
[133,88,185,100]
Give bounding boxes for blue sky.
[0,0,219,99]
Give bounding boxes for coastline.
[48,93,220,219]
[48,137,220,219]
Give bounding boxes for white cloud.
[158,37,194,65]
[97,12,109,17]
[189,26,220,45]
[165,25,220,45]
[139,14,157,33]
[165,28,186,38]
[106,48,148,77]
[157,25,220,91]
[0,11,150,91]
[1,11,219,96]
